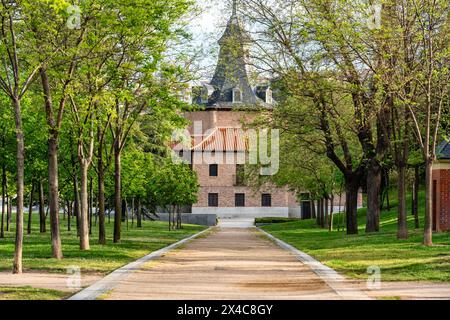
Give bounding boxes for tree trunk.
[366,160,381,233]
[324,197,329,229]
[321,199,325,227]
[397,165,408,239]
[113,140,122,243]
[316,199,321,226]
[98,155,106,245]
[123,199,129,231]
[1,163,6,238]
[345,178,359,235]
[108,198,111,224]
[168,207,171,231]
[74,175,81,237]
[39,179,46,233]
[137,197,142,228]
[94,201,98,226]
[27,181,35,235]
[337,192,343,231]
[13,98,25,274]
[121,199,127,223]
[386,180,390,209]
[311,199,316,219]
[177,206,182,229]
[172,205,176,230]
[6,193,11,232]
[89,178,93,236]
[67,200,72,232]
[423,160,433,246]
[329,196,334,231]
[43,66,64,258]
[413,166,420,229]
[131,197,135,228]
[79,161,90,250]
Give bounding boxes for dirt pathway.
[0,271,101,293]
[104,227,355,300]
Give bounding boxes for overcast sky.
[185,0,234,80]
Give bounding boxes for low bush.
[255,217,301,224]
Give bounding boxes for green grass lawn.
[261,190,450,282]
[0,215,206,274]
[0,286,70,300]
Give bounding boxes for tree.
[148,160,198,230]
[22,92,48,235]
[243,0,396,234]
[0,93,14,238]
[0,1,43,273]
[121,145,151,227]
[105,0,195,242]
[402,0,449,246]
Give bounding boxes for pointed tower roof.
[206,0,262,108]
[218,0,252,45]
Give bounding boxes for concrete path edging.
[258,228,372,300]
[68,227,213,300]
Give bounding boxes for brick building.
[179,3,300,219]
[177,2,362,220]
[433,139,450,232]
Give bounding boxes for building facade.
[178,3,363,220]
[432,140,450,232]
[180,4,301,219]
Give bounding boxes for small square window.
[235,193,245,207]
[209,164,218,177]
[208,193,219,207]
[262,194,272,207]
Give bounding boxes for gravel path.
[0,271,101,293]
[105,227,352,300]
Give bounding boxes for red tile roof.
[192,127,248,152]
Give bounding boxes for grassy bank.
[0,286,69,300]
[261,190,450,282]
[0,216,206,274]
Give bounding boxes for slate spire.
[209,0,257,106]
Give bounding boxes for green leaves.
[147,159,199,208]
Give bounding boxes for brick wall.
[433,165,450,232]
[193,160,292,208]
[187,110,295,209]
[184,110,256,131]
[194,186,291,208]
[185,109,364,211]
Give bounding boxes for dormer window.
[201,88,209,103]
[201,84,215,104]
[233,88,242,103]
[255,86,273,104]
[265,88,273,104]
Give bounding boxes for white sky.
[185,0,233,80]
